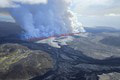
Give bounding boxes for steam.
[2,0,85,39]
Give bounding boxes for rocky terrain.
[0,43,53,80]
[68,33,120,59]
[99,72,120,80]
[100,36,120,48]
[26,36,120,80]
[0,22,120,80]
[0,21,22,37]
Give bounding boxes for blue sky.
[0,0,120,28]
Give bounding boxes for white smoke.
[0,0,85,39]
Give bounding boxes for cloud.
[73,0,120,16]
[13,0,47,4]
[105,13,120,16]
[71,0,120,28]
[0,0,47,8]
[0,0,14,8]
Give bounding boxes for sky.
[0,0,120,28]
[72,0,120,28]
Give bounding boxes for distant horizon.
[0,0,120,29]
[0,14,120,30]
[0,15,119,30]
[78,15,120,29]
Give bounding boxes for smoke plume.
[1,0,85,39]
